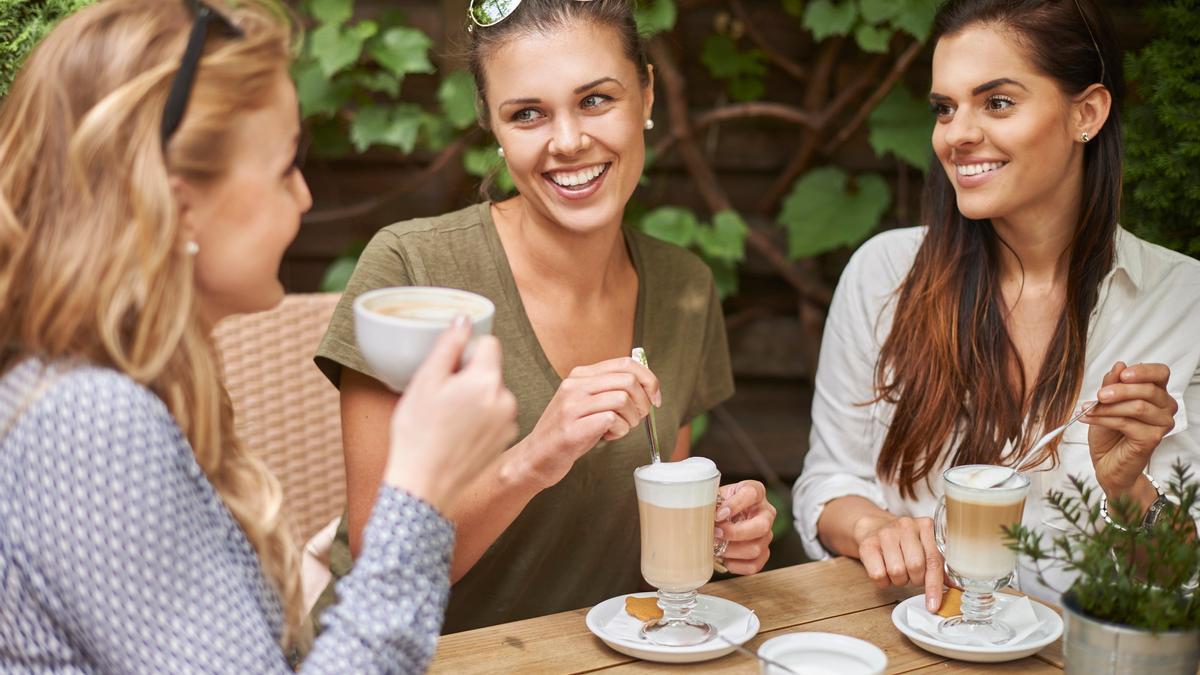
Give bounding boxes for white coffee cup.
[353,286,495,393]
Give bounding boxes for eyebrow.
[498,77,625,108]
[929,77,1030,102]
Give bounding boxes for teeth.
[956,161,1006,177]
[549,163,607,187]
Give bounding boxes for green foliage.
[438,70,479,131]
[320,241,367,293]
[634,0,677,37]
[779,167,890,258]
[0,0,96,99]
[868,85,934,171]
[1006,462,1200,632]
[636,207,749,298]
[1123,1,1200,258]
[803,0,857,40]
[701,35,767,102]
[463,143,515,195]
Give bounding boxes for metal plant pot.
[1063,592,1200,675]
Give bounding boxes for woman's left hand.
[1084,361,1178,497]
[715,480,776,575]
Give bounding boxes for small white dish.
[585,593,760,664]
[757,632,887,674]
[891,593,1063,663]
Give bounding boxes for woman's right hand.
[503,357,661,490]
[383,317,518,513]
[854,513,946,612]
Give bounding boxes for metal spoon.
[714,633,799,674]
[1006,400,1099,479]
[631,347,661,464]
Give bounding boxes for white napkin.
[906,594,1045,647]
[603,597,753,644]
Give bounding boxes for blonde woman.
[0,0,516,672]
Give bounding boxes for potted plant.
[1007,461,1200,675]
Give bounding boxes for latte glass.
[933,464,1030,644]
[634,457,721,647]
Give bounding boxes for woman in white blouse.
[793,0,1200,614]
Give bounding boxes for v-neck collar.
[477,202,647,390]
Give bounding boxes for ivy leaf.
[781,0,806,19]
[706,258,740,299]
[854,23,891,53]
[635,0,677,37]
[889,0,937,42]
[294,59,349,118]
[369,26,434,79]
[701,35,766,101]
[867,85,934,171]
[350,104,423,153]
[308,117,353,158]
[419,113,455,152]
[355,71,400,97]
[697,210,749,261]
[779,167,890,258]
[641,206,699,248]
[728,76,766,102]
[437,70,478,130]
[803,0,858,40]
[858,0,899,24]
[320,255,358,292]
[308,0,352,26]
[463,145,515,194]
[311,21,377,77]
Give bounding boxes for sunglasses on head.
[160,0,243,147]
[469,0,596,28]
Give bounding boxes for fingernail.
[716,507,731,521]
[652,391,662,407]
[927,597,938,612]
[714,527,724,539]
[1100,388,1114,400]
[453,314,470,329]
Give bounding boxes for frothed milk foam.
[943,466,1027,581]
[635,458,720,592]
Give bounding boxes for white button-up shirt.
[792,226,1200,603]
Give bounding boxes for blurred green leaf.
[697,210,748,261]
[350,104,423,153]
[779,167,890,258]
[781,0,806,19]
[311,21,377,77]
[868,85,934,171]
[294,59,350,118]
[858,0,899,24]
[320,255,358,292]
[309,0,352,26]
[702,35,767,102]
[690,413,709,445]
[438,70,478,130]
[803,0,857,40]
[368,26,434,79]
[308,117,353,158]
[706,257,740,299]
[889,0,937,42]
[854,23,891,53]
[464,144,515,194]
[635,0,677,36]
[419,113,455,152]
[641,206,700,248]
[355,71,400,97]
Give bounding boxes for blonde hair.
[0,0,304,645]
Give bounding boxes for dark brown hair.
[465,0,650,130]
[876,0,1125,498]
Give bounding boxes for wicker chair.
[212,293,346,543]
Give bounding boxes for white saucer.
[891,594,1063,663]
[585,593,760,664]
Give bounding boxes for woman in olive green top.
[314,0,777,634]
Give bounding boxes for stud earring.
[185,241,199,256]
[497,146,505,158]
[1081,132,1090,143]
[644,119,655,131]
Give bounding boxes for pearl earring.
[185,241,199,256]
[644,119,655,131]
[497,146,505,158]
[1081,132,1090,143]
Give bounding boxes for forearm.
[816,495,896,557]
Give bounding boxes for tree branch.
[730,0,807,82]
[302,129,478,225]
[652,102,819,158]
[822,38,923,154]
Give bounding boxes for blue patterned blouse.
[0,358,452,673]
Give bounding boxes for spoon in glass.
[998,400,1100,483]
[631,347,661,464]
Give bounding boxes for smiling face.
[482,20,652,234]
[930,25,1088,226]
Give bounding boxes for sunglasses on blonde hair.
[469,0,596,28]
[160,0,243,147]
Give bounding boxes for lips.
[952,159,1008,188]
[542,162,611,201]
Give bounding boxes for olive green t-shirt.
[313,202,733,634]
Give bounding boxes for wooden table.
[429,557,1064,673]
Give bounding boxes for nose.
[295,170,313,214]
[943,108,983,148]
[547,114,589,157]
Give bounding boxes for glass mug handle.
[932,496,947,557]
[713,493,728,558]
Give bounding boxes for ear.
[642,64,655,122]
[169,175,202,247]
[1074,83,1112,141]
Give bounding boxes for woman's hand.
[1085,361,1177,500]
[502,357,661,490]
[383,318,518,513]
[715,480,777,575]
[853,514,945,612]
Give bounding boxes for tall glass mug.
[933,465,1030,644]
[634,457,721,647]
